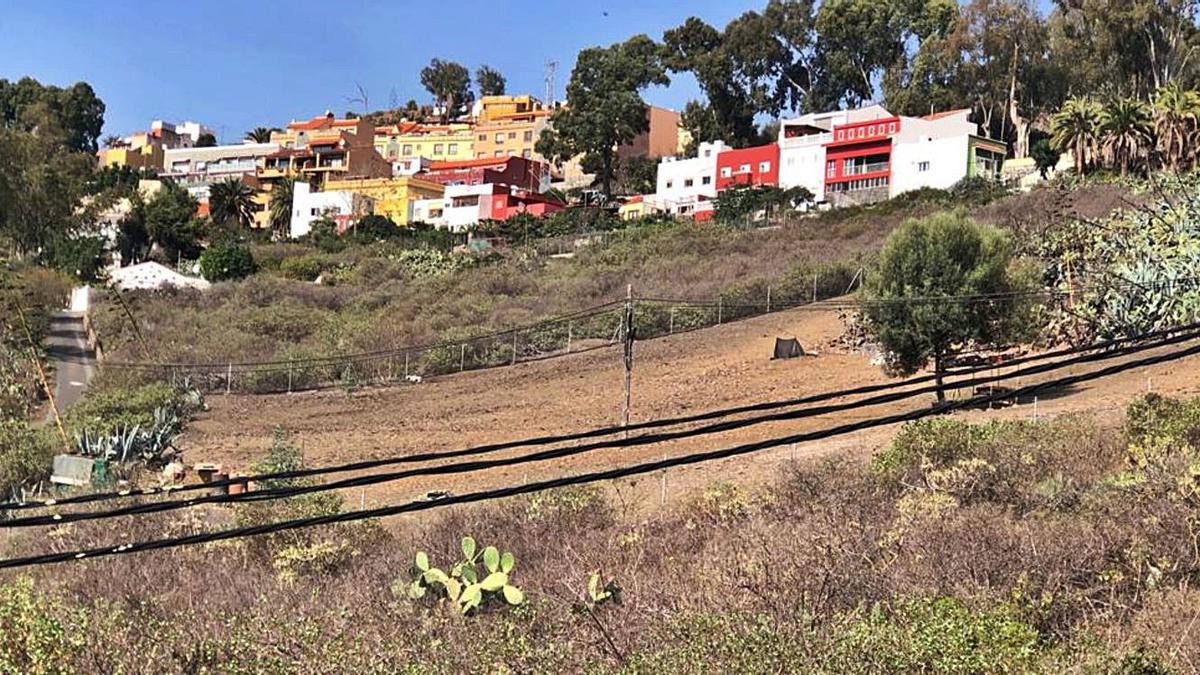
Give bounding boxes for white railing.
[843,162,889,176]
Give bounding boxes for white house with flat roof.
[653,140,729,215]
[289,181,373,238]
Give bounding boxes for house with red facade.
[419,156,550,192]
[715,143,780,191]
[822,116,899,204]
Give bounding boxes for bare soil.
[181,306,1200,523]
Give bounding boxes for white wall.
[441,184,493,232]
[889,135,969,196]
[655,140,727,206]
[778,136,830,201]
[290,182,361,238]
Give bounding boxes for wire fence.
[103,266,1071,395]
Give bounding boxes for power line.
[3,336,1198,570]
[7,320,1198,514]
[6,326,1198,528]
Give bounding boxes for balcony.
[843,161,889,176]
[779,131,832,149]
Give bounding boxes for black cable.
[7,319,1198,513]
[7,326,1198,528]
[3,336,1198,570]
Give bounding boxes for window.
[477,152,487,158]
[310,208,319,216]
[522,149,532,159]
[720,167,732,178]
[523,131,533,142]
[827,160,836,177]
[494,150,503,157]
[739,163,750,173]
[703,149,711,158]
[888,122,896,133]
[918,161,929,172]
[837,130,844,140]
[666,180,674,189]
[702,175,711,185]
[478,134,487,141]
[508,132,517,139]
[857,128,864,138]
[402,144,413,156]
[495,133,504,143]
[843,158,854,173]
[684,178,694,187]
[868,125,876,135]
[759,161,771,172]
[433,144,444,154]
[448,143,458,154]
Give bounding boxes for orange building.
[618,105,682,160]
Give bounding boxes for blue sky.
[0,0,764,142]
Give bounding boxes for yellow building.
[474,95,540,123]
[323,176,445,225]
[374,123,475,163]
[97,134,164,171]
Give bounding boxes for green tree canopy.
[536,35,668,199]
[199,240,257,282]
[475,65,507,97]
[421,59,473,122]
[0,77,105,152]
[862,212,1030,400]
[143,182,203,262]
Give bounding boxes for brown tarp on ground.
[772,337,805,359]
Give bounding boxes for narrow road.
[45,311,96,414]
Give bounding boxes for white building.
[162,143,278,200]
[441,184,495,232]
[654,141,728,210]
[109,261,210,291]
[778,106,891,202]
[889,109,1005,196]
[289,181,373,238]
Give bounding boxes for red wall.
[715,144,780,191]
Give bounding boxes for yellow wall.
[324,177,445,225]
[375,126,475,163]
[98,143,164,171]
[477,95,539,123]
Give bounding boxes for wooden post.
[812,272,818,303]
[717,297,723,325]
[766,285,772,313]
[622,284,634,432]
[566,322,573,353]
[226,363,232,395]
[460,344,466,372]
[511,331,518,366]
[287,362,293,393]
[404,351,410,379]
[669,306,676,334]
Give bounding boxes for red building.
[715,143,780,191]
[420,156,548,192]
[486,185,566,220]
[823,117,899,198]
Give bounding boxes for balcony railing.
[843,162,889,176]
[780,131,832,148]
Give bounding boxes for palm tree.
[1099,97,1155,176]
[1154,82,1200,171]
[1051,97,1103,176]
[268,178,295,239]
[209,178,255,228]
[244,126,280,144]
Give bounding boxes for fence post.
[812,272,818,303]
[287,362,293,394]
[622,284,634,433]
[460,344,466,372]
[511,331,518,366]
[766,285,772,313]
[225,363,233,395]
[717,297,723,325]
[566,322,573,353]
[669,306,676,334]
[404,351,410,379]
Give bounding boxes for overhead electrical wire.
[5,325,1199,528]
[6,319,1199,515]
[3,335,1198,570]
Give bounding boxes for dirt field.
[181,306,1200,523]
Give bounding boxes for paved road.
[44,311,96,415]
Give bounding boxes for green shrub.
[831,597,1042,674]
[0,421,59,497]
[199,240,257,281]
[65,382,182,436]
[0,579,86,675]
[277,255,324,282]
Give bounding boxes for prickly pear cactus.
[400,536,524,614]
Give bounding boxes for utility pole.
[622,284,634,433]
